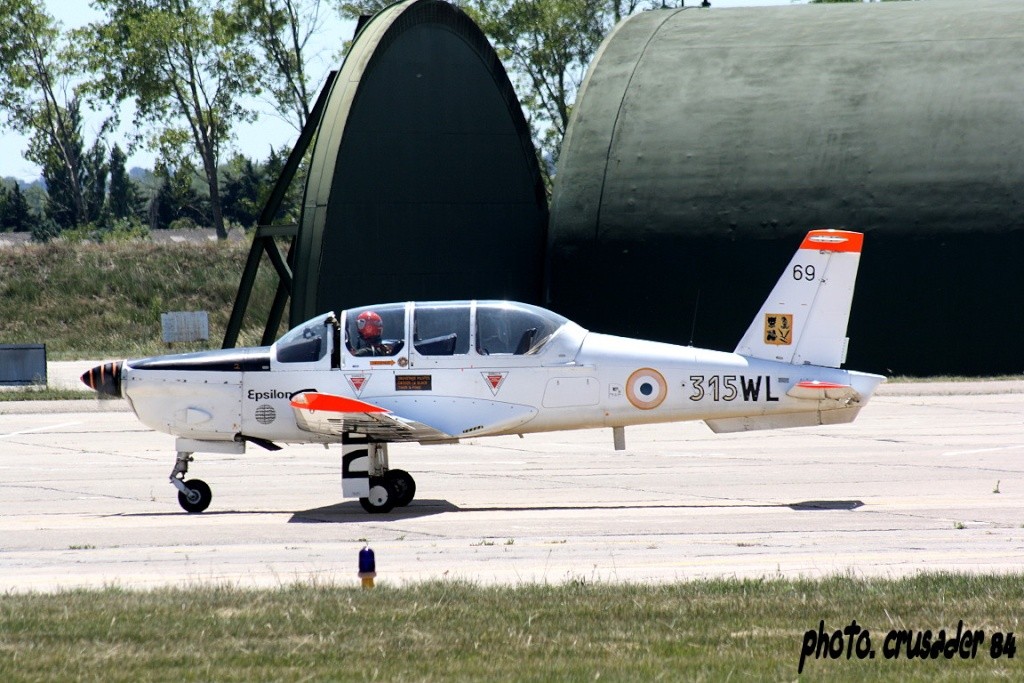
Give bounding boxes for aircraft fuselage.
[120,327,881,445]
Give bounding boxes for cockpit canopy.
[274,312,334,364]
[343,301,571,358]
[273,301,581,366]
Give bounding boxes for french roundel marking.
[626,368,667,410]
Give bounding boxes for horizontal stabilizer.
[786,380,859,402]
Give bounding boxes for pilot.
[353,310,393,356]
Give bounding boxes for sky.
[0,0,804,182]
[0,1,355,181]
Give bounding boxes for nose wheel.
[177,479,212,513]
[170,450,213,513]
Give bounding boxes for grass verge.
[0,239,283,359]
[0,386,92,401]
[1,574,1021,681]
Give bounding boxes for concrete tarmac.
[1,381,1023,593]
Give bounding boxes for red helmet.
[356,310,382,340]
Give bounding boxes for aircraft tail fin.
[735,229,863,368]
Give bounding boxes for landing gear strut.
[170,451,212,513]
[349,440,417,514]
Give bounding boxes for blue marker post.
[358,546,376,589]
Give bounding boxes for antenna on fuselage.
[688,288,701,346]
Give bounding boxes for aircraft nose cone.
[81,361,123,398]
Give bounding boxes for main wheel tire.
[359,477,396,513]
[177,479,212,513]
[384,469,416,507]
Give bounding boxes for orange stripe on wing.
[290,392,389,414]
[799,229,863,253]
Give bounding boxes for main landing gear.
[348,438,416,514]
[165,441,417,514]
[170,450,212,513]
[360,468,416,514]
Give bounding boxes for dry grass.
[0,575,1021,681]
[0,239,284,359]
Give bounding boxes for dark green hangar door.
[291,0,547,325]
[548,0,1024,376]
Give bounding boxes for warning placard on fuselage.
[395,374,432,391]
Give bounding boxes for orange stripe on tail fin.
[799,229,863,253]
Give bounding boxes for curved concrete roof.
[552,0,1024,241]
[293,0,547,325]
[548,0,1024,375]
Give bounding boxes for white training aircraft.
[82,229,884,513]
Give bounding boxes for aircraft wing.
[291,391,539,442]
[290,392,453,442]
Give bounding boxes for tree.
[148,159,210,230]
[108,144,138,221]
[0,184,9,231]
[260,145,303,223]
[0,0,88,227]
[335,0,391,22]
[464,0,606,183]
[220,153,263,228]
[83,140,110,225]
[38,96,86,230]
[77,0,261,239]
[232,0,326,131]
[107,144,140,222]
[0,182,40,233]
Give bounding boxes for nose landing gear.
[170,450,212,513]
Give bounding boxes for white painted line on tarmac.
[0,421,82,439]
[942,444,1024,456]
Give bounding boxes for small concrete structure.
[0,344,46,386]
[161,312,209,344]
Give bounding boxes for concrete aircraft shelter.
[549,0,1024,376]
[275,0,1024,376]
[291,0,548,326]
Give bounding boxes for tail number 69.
[793,264,816,281]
